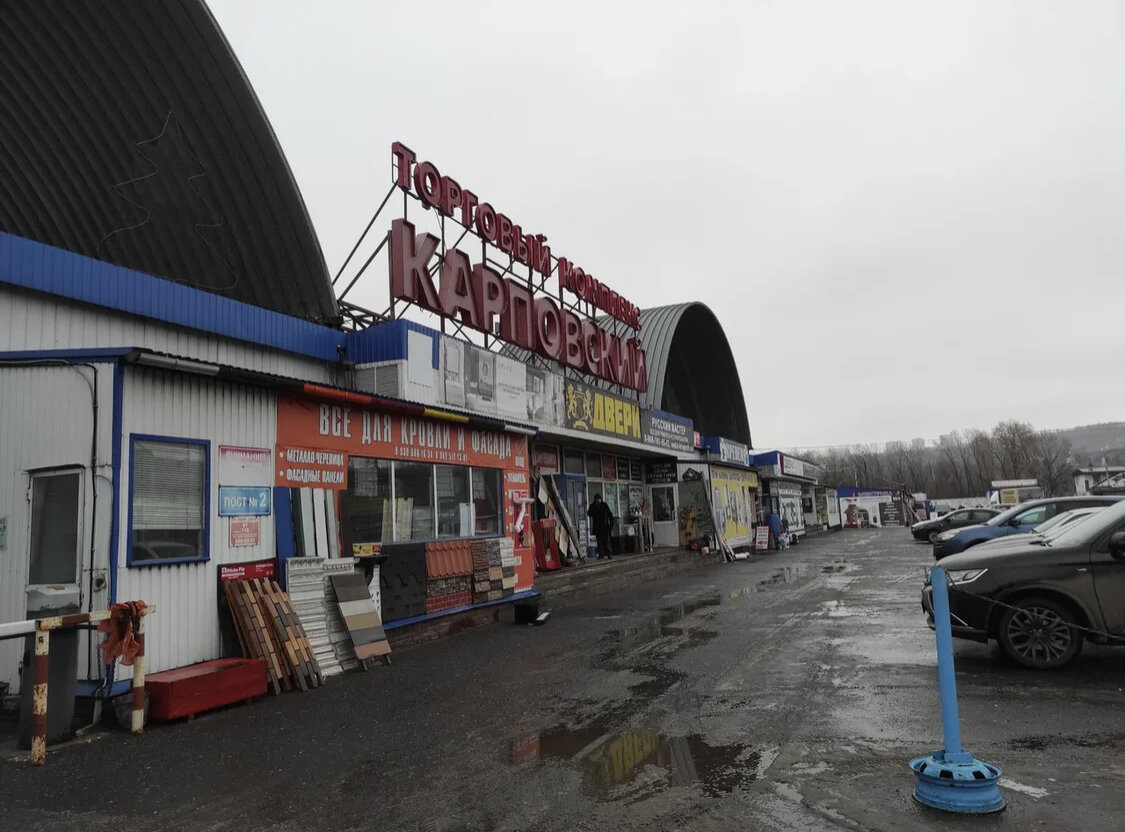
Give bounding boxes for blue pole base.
[910,750,1005,814]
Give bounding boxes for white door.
[649,484,678,546]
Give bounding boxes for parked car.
[931,496,1122,560]
[921,498,1125,669]
[912,507,1000,542]
[971,507,1106,552]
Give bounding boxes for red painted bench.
[146,658,268,722]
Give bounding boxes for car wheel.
[997,596,1083,670]
[928,530,940,543]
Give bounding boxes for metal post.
[930,567,963,756]
[131,612,146,734]
[30,629,50,766]
[908,567,1004,813]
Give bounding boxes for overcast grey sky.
[209,1,1125,449]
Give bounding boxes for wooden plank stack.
[223,578,323,693]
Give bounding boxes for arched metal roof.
[0,0,338,324]
[636,303,752,446]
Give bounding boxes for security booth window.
[344,457,392,549]
[436,464,472,537]
[472,467,502,535]
[394,462,435,540]
[28,469,82,584]
[130,437,208,564]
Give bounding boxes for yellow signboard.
[564,381,641,440]
[999,488,1020,506]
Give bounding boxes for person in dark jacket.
[588,493,615,559]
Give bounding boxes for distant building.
[1074,466,1125,496]
[988,479,1042,506]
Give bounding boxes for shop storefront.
[275,392,535,620]
[750,451,822,543]
[532,381,672,557]
[699,436,758,549]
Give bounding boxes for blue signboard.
[218,485,272,517]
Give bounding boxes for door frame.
[25,465,88,611]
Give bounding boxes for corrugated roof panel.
[0,0,337,323]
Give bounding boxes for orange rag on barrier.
[98,601,147,666]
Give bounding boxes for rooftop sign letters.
[390,143,648,392]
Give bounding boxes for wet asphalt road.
[4,529,1125,831]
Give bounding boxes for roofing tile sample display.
[329,573,390,661]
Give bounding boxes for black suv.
[921,499,1125,669]
[911,507,999,543]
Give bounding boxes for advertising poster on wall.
[442,338,466,408]
[677,480,716,543]
[465,347,496,412]
[773,482,805,533]
[710,467,758,544]
[526,366,565,426]
[840,495,885,528]
[494,355,527,421]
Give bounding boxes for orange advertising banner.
[275,395,529,484]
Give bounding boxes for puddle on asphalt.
[511,726,762,801]
[598,595,722,659]
[752,564,809,590]
[509,593,750,802]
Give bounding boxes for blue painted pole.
[930,566,964,757]
[909,567,1003,812]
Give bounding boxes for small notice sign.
[219,557,274,581]
[229,517,261,548]
[754,525,770,552]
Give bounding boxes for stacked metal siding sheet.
[285,557,360,677]
[470,539,492,604]
[499,538,517,596]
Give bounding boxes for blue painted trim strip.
[382,589,543,630]
[274,487,295,591]
[0,347,134,362]
[108,362,124,604]
[0,232,343,361]
[126,433,212,567]
[75,679,132,698]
